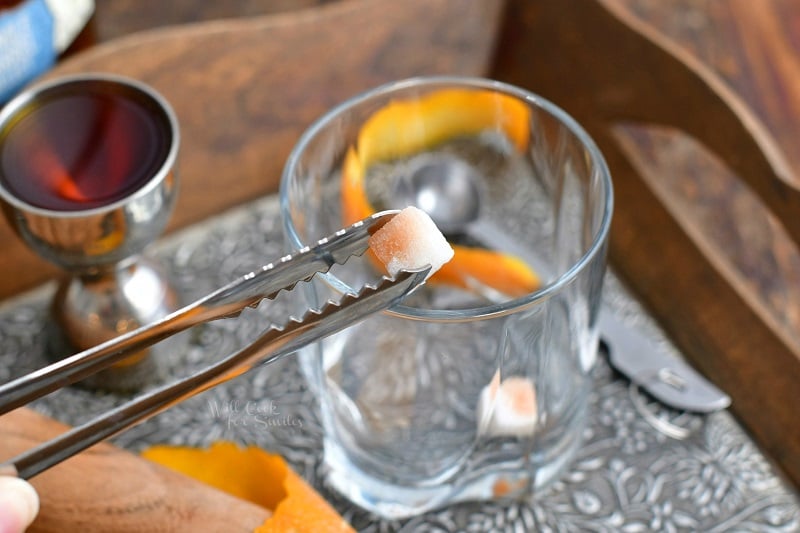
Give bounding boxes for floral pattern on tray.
[1,196,797,532]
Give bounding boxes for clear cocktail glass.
[281,76,613,518]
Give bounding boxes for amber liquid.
[0,89,171,211]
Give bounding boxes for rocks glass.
[281,77,612,518]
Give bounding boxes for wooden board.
[0,408,270,532]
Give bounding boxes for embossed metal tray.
[2,196,798,531]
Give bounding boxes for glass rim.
[0,72,180,218]
[280,75,613,322]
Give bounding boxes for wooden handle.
[0,408,270,532]
[491,0,800,487]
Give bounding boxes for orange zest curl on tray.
[342,88,540,297]
[142,442,354,532]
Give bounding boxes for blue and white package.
[0,0,56,103]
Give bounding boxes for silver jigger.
[0,74,181,390]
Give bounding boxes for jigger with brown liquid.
[0,74,181,390]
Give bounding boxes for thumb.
[0,477,39,533]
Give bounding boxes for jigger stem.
[52,257,181,391]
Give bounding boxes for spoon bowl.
[393,155,484,234]
[394,153,546,279]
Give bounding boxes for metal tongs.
[0,211,430,479]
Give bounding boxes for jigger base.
[49,257,182,391]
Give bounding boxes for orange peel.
[142,442,354,533]
[341,87,540,296]
[435,245,538,298]
[355,88,531,167]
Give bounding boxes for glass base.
[322,410,586,520]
